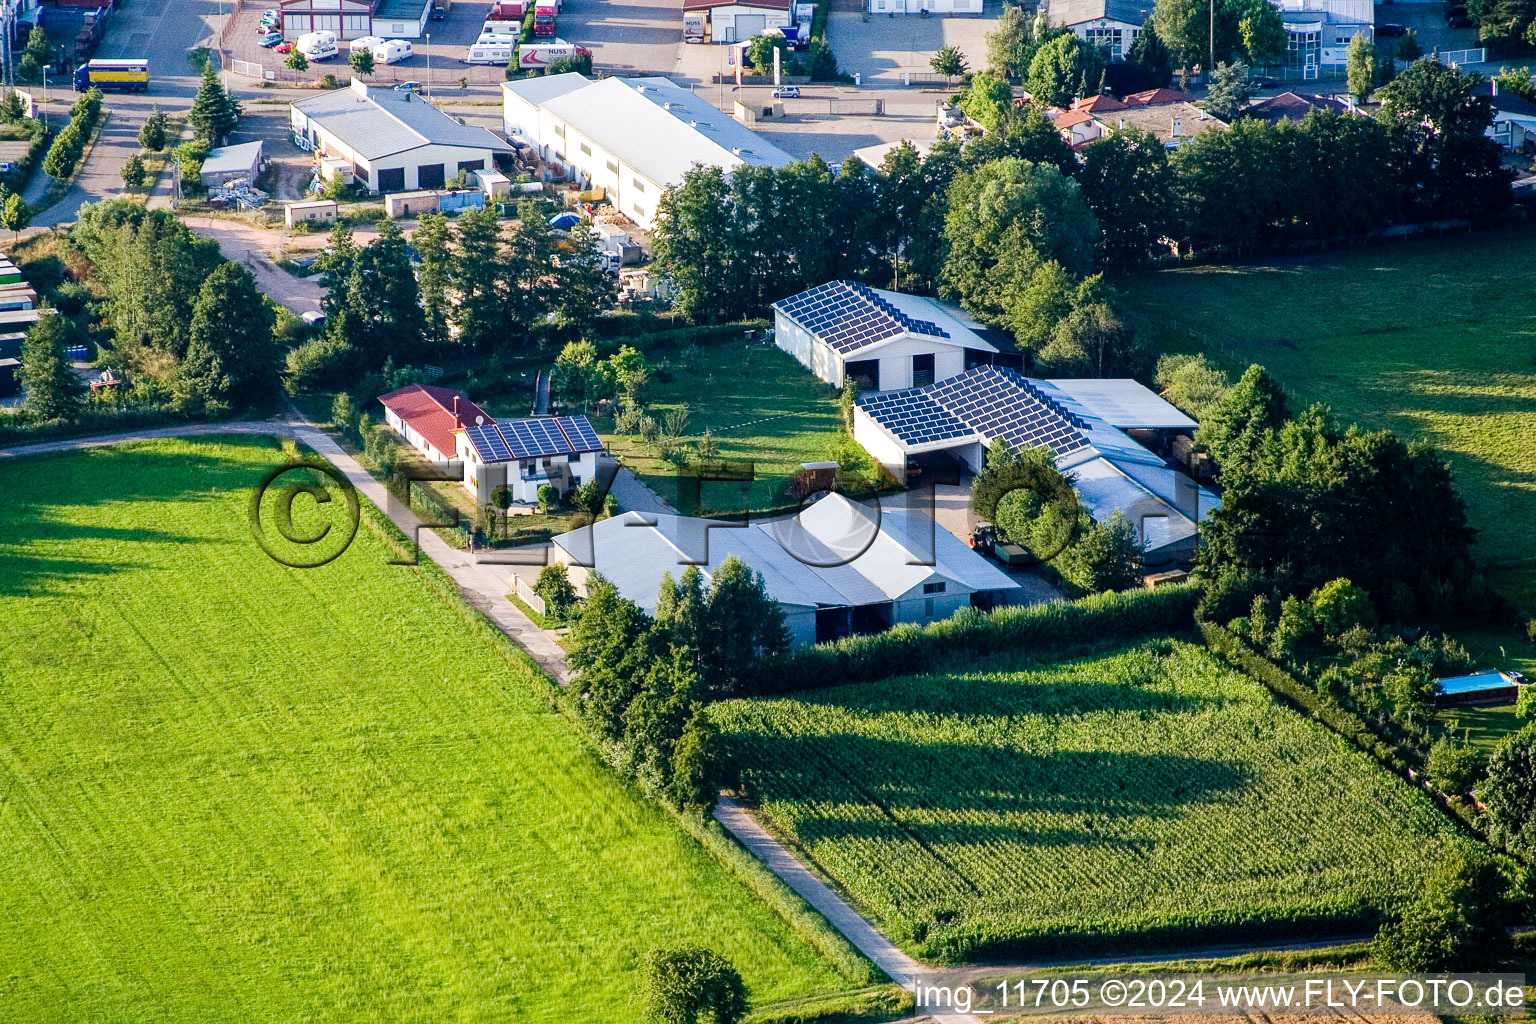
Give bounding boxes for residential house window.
[923,581,946,594]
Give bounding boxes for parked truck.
[683,10,705,41]
[73,58,149,93]
[518,39,591,68]
[533,2,558,37]
[487,0,524,18]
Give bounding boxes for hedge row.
[1199,619,1418,776]
[756,583,1202,692]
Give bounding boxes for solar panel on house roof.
[466,423,514,463]
[558,416,603,452]
[856,388,972,446]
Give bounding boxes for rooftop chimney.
[453,395,461,426]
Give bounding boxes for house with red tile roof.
[378,383,490,464]
[1122,88,1193,107]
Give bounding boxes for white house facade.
[772,280,1006,392]
[292,79,513,193]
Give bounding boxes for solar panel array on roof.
[773,281,951,356]
[855,389,973,446]
[464,414,606,463]
[466,422,513,462]
[558,415,603,452]
[855,365,1090,457]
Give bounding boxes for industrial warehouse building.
[199,140,264,188]
[277,0,431,40]
[292,79,513,194]
[550,492,1021,646]
[853,365,1219,564]
[773,280,1010,392]
[502,73,795,231]
[682,0,793,43]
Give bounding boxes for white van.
[465,42,515,64]
[372,39,414,64]
[296,31,339,60]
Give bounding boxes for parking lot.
[1374,1,1482,63]
[827,0,1001,87]
[225,0,515,86]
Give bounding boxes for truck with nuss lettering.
[73,59,149,93]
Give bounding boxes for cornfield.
[713,642,1474,963]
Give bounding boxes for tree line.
[652,58,1508,373]
[566,560,789,813]
[287,202,611,393]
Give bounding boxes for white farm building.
[550,492,1021,646]
[502,73,795,231]
[773,280,1010,393]
[292,79,513,194]
[853,366,1219,563]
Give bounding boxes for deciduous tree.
[18,306,84,421]
[641,947,748,1024]
[1025,32,1106,107]
[180,261,278,410]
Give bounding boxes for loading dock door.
[736,13,767,39]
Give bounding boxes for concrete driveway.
[828,0,1001,87]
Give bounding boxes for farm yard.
[713,642,1475,963]
[1118,225,1536,611]
[0,437,864,1022]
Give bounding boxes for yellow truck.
[73,59,149,93]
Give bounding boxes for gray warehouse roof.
[1046,0,1151,26]
[294,82,513,161]
[532,75,795,188]
[199,140,263,178]
[503,71,590,108]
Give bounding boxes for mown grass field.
[0,436,861,1022]
[594,339,843,514]
[1118,227,1536,609]
[713,642,1474,963]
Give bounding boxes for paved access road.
[27,0,225,225]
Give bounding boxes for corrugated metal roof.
[553,494,1019,615]
[537,76,794,189]
[502,72,590,108]
[294,83,513,160]
[1043,379,1198,430]
[201,140,263,176]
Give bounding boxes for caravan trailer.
[465,41,516,64]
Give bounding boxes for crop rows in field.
[712,643,1473,962]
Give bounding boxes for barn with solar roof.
[772,281,1013,392]
[852,365,1219,563]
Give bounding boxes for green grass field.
[1118,227,1536,609]
[0,436,860,1022]
[712,642,1474,963]
[593,340,844,514]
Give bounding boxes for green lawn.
[0,436,861,1022]
[1118,227,1536,609]
[593,340,844,514]
[713,641,1475,964]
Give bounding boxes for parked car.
[259,31,284,47]
[1447,14,1474,26]
[276,42,294,53]
[771,85,801,98]
[395,80,423,93]
[1250,75,1278,88]
[1377,22,1408,35]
